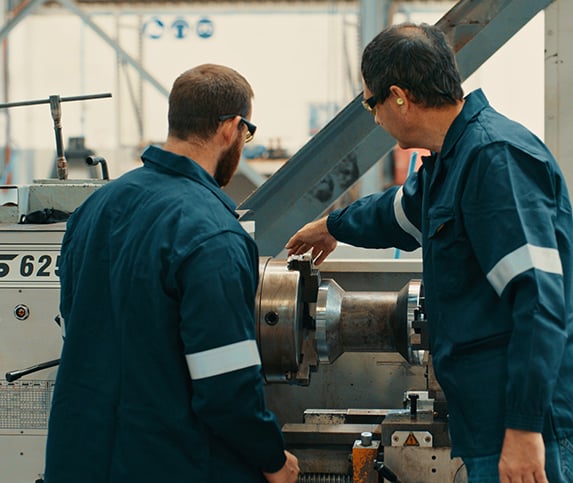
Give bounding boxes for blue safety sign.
[142,16,214,40]
[143,17,165,39]
[171,17,190,39]
[196,18,215,39]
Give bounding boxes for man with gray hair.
[287,23,573,483]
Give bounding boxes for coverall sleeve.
[176,230,286,473]
[461,142,568,432]
[58,214,78,338]
[327,168,423,251]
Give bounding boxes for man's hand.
[499,429,548,483]
[285,217,337,265]
[263,450,300,483]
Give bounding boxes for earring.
[396,98,404,106]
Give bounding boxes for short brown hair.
[168,64,254,141]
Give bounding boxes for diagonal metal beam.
[0,0,50,43]
[1,0,169,98]
[436,0,554,80]
[239,0,555,256]
[57,0,169,98]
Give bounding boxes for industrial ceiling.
[44,0,437,4]
[47,0,357,3]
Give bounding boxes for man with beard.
[44,64,299,483]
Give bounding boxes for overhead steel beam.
[56,0,169,98]
[0,0,50,42]
[437,0,553,80]
[239,0,556,256]
[0,0,168,97]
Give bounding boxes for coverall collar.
[141,144,239,218]
[441,89,489,160]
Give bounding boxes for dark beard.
[214,136,242,187]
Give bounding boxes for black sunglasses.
[218,114,257,143]
[361,95,378,114]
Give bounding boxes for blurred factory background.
[0,0,547,205]
[0,1,571,482]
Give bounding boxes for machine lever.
[5,359,60,382]
[374,460,400,482]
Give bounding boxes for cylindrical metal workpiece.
[338,291,400,353]
[315,280,401,363]
[256,257,425,384]
[316,278,424,365]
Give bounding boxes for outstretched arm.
[285,216,337,265]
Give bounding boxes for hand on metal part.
[498,429,548,483]
[285,216,337,265]
[263,450,300,483]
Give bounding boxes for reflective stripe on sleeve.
[487,244,563,296]
[393,187,422,245]
[186,339,261,380]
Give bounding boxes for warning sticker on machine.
[0,246,61,285]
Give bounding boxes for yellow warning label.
[404,433,420,446]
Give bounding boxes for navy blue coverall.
[44,145,286,482]
[327,89,573,458]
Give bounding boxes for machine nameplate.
[0,246,61,285]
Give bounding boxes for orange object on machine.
[352,432,380,483]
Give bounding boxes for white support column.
[359,0,392,196]
[545,0,573,183]
[0,4,5,104]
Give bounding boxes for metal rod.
[50,95,67,180]
[0,92,112,109]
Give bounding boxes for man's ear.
[218,115,240,145]
[389,85,408,106]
